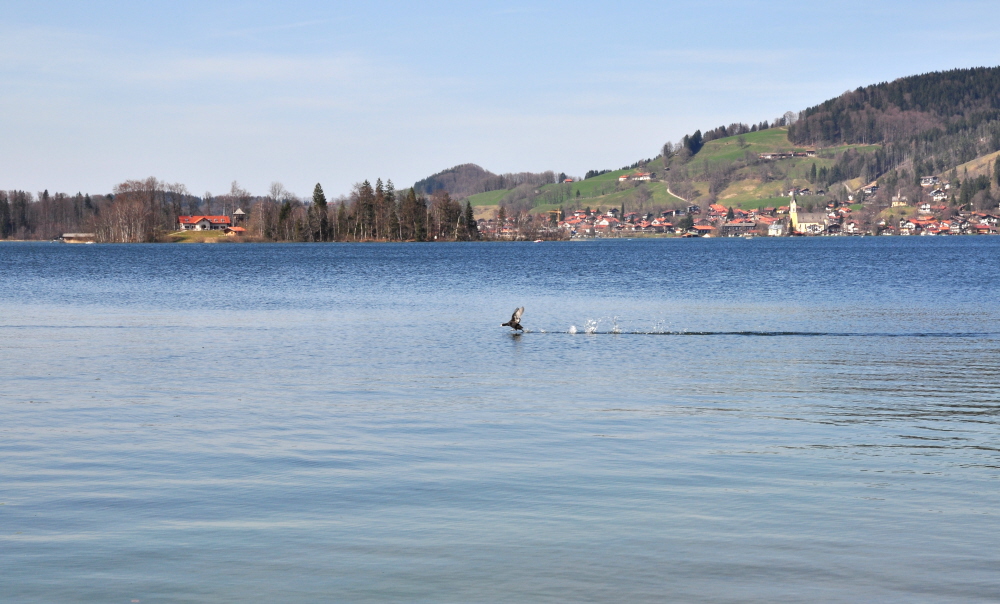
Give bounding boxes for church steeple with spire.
[788,194,798,232]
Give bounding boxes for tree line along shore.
[0,178,565,243]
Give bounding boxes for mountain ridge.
[417,66,1000,219]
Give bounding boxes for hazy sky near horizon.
[4,1,1000,199]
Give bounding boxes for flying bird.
[502,307,525,332]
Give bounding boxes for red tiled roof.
[179,215,231,225]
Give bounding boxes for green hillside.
[466,189,508,206]
[467,125,895,217]
[695,128,802,166]
[471,171,685,216]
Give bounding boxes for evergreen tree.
[398,188,427,241]
[385,180,397,240]
[312,183,327,208]
[11,191,29,233]
[399,188,416,240]
[810,162,818,182]
[678,213,694,232]
[311,183,329,241]
[682,130,704,155]
[0,194,11,239]
[388,204,400,241]
[357,180,375,240]
[726,206,735,221]
[374,179,385,239]
[415,193,428,241]
[994,160,1000,188]
[464,200,478,240]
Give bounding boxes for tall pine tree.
[385,180,397,241]
[374,179,386,240]
[464,200,478,240]
[311,183,329,241]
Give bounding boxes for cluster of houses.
[558,207,684,237]
[554,195,1000,237]
[556,204,800,237]
[890,210,999,235]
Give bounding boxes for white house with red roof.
[178,215,232,231]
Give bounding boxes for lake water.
[1,237,999,603]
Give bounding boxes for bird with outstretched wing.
[501,307,525,331]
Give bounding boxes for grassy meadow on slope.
[466,126,891,218]
[669,129,884,208]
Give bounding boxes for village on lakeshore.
[517,172,1000,239]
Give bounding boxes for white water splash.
[584,320,598,334]
[568,325,577,334]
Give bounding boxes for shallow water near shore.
[1,237,999,603]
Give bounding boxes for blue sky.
[3,0,1000,198]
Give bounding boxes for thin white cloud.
[208,19,335,39]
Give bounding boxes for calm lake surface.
[1,237,999,603]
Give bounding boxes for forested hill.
[789,66,1000,146]
[414,164,496,198]
[413,163,558,199]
